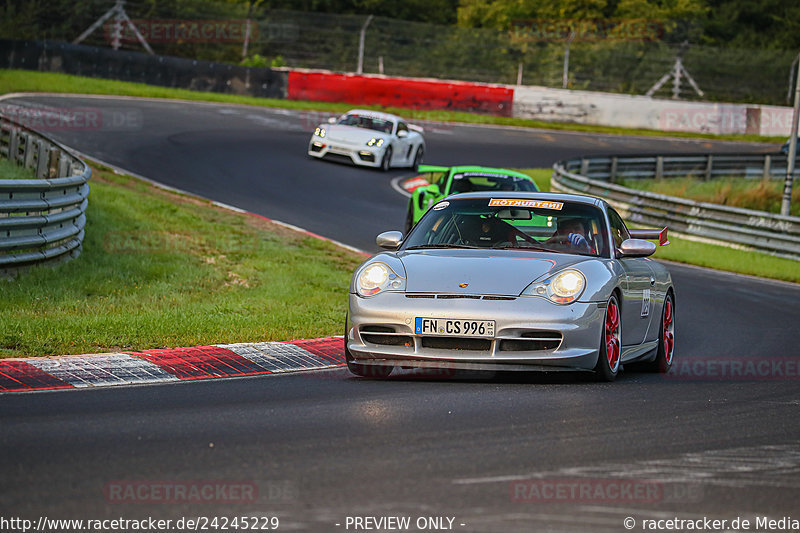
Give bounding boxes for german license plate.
[415,317,495,337]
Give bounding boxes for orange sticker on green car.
[489,199,564,210]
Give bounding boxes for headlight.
[314,127,326,138]
[522,269,586,304]
[366,138,385,147]
[356,262,405,297]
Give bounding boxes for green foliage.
[241,53,269,67]
[0,157,35,180]
[702,0,800,50]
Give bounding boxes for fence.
[2,2,795,106]
[0,39,288,99]
[0,114,91,276]
[551,154,800,260]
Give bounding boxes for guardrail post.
[580,158,589,177]
[610,157,618,183]
[8,129,19,163]
[36,142,49,178]
[22,134,34,169]
[705,155,713,181]
[655,156,664,180]
[58,154,70,178]
[47,149,60,179]
[763,154,772,181]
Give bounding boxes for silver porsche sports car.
[308,109,425,171]
[345,192,675,381]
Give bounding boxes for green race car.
[405,165,540,232]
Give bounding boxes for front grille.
[360,325,413,347]
[363,334,413,346]
[361,325,394,333]
[322,153,353,164]
[498,331,562,352]
[421,336,491,351]
[309,143,323,153]
[437,294,481,300]
[357,151,375,162]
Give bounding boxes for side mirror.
[376,231,403,250]
[397,129,408,138]
[327,117,336,124]
[618,238,657,258]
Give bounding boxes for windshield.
[448,172,538,194]
[337,114,394,134]
[403,197,609,257]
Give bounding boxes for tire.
[640,291,675,373]
[412,145,424,171]
[594,293,622,382]
[344,319,393,378]
[381,147,393,172]
[404,201,415,234]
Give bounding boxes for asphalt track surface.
[2,96,800,532]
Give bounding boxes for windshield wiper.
[492,242,555,252]
[405,244,480,250]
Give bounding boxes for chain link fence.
[3,1,797,106]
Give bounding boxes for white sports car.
[308,109,425,171]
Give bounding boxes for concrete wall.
[511,85,794,136]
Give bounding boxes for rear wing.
[629,227,670,246]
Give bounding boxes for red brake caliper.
[605,301,620,369]
[663,299,674,362]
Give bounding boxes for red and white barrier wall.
[285,69,795,136]
[288,70,514,117]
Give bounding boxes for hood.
[399,249,584,296]
[323,124,388,144]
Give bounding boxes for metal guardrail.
[552,154,800,260]
[0,114,91,276]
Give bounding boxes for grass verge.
[621,176,800,217]
[0,156,35,179]
[0,69,785,145]
[0,164,365,358]
[523,167,800,283]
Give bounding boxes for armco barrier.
[0,114,91,276]
[552,155,800,260]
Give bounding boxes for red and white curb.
[391,174,430,198]
[0,337,345,393]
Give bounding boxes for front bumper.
[308,139,383,168]
[347,292,605,372]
